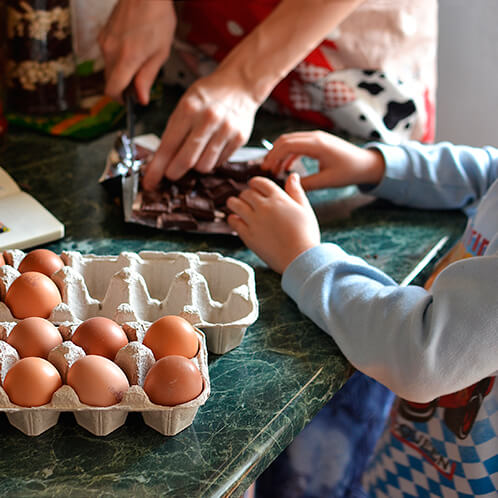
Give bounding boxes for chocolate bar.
[132,159,287,234]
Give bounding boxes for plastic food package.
[4,0,129,139]
[5,0,78,114]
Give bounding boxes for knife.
[124,83,137,145]
[400,235,449,287]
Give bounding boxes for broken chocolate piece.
[184,193,215,221]
[131,153,289,233]
[169,195,184,212]
[198,175,226,191]
[157,212,198,231]
[227,179,247,195]
[207,180,241,206]
[176,171,198,191]
[216,161,251,182]
[140,190,170,214]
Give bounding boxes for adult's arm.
[215,0,366,108]
[143,0,366,187]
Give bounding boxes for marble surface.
[0,86,466,497]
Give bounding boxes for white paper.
[0,167,64,250]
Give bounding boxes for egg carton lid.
[0,250,259,354]
[0,327,210,437]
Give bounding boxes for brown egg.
[0,253,4,266]
[7,317,63,359]
[3,357,62,407]
[67,355,130,407]
[143,316,199,360]
[144,355,203,406]
[71,317,129,360]
[5,271,62,319]
[18,249,64,276]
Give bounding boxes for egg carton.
[0,249,259,354]
[0,326,210,437]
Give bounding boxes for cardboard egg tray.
[0,249,259,354]
[0,250,259,436]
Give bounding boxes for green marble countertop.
[0,86,466,497]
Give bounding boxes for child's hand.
[261,131,385,191]
[227,173,320,274]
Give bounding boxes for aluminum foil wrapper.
[99,132,159,184]
[102,133,302,235]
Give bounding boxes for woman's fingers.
[216,132,247,170]
[142,105,194,189]
[134,49,170,105]
[194,122,236,174]
[104,49,140,101]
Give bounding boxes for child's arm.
[281,234,498,403]
[263,131,498,211]
[229,138,498,402]
[366,141,498,212]
[261,131,386,190]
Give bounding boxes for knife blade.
[124,84,137,144]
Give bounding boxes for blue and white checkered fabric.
[364,388,498,497]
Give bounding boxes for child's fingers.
[285,173,309,206]
[262,135,320,171]
[248,176,279,196]
[267,153,300,176]
[227,213,247,232]
[227,214,253,243]
[279,154,299,174]
[300,169,340,191]
[238,187,264,209]
[226,196,253,220]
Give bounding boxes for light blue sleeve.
[282,242,498,402]
[281,142,498,402]
[363,142,498,215]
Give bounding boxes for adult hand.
[142,72,259,188]
[98,0,176,105]
[226,174,320,274]
[261,131,386,191]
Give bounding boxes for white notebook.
[0,167,64,251]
